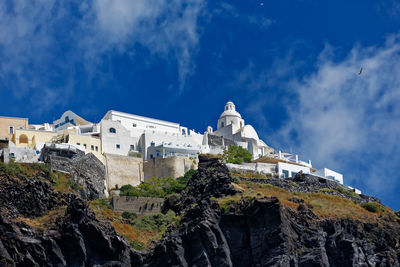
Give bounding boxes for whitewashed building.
[207,101,274,159]
[100,110,204,160]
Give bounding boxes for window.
[130,145,135,150]
[221,122,224,128]
[132,123,137,127]
[9,126,14,134]
[95,146,98,152]
[282,170,289,178]
[150,141,155,147]
[84,144,87,149]
[109,128,116,133]
[240,122,243,127]
[116,144,120,149]
[91,145,94,151]
[291,171,297,177]
[77,143,80,145]
[9,153,15,158]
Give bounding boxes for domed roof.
[241,125,259,140]
[219,101,242,119]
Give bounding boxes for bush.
[122,211,137,220]
[361,202,380,213]
[223,145,252,164]
[119,170,197,198]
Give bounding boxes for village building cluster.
[0,101,349,192]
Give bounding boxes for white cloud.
[0,0,207,114]
[272,35,400,194]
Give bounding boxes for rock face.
[0,174,66,218]
[0,197,142,266]
[1,155,400,266]
[44,152,106,200]
[145,156,400,266]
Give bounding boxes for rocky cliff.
[0,156,399,266]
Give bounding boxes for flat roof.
[0,116,28,120]
[106,110,180,126]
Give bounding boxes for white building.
[100,110,204,159]
[314,168,344,184]
[207,101,274,159]
[277,161,312,178]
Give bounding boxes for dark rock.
[44,150,106,200]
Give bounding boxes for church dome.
[241,125,259,140]
[219,101,242,119]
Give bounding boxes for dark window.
[282,170,289,178]
[95,146,98,151]
[133,123,137,127]
[116,144,120,149]
[9,126,14,134]
[130,145,134,150]
[291,171,297,177]
[91,145,94,151]
[77,143,80,145]
[109,128,116,133]
[150,141,155,147]
[83,144,87,149]
[221,122,224,128]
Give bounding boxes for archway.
[19,134,28,144]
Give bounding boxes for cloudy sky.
[1,0,399,209]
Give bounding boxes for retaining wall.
[112,195,164,215]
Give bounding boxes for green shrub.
[122,211,137,220]
[120,170,197,198]
[223,145,252,164]
[336,186,360,198]
[361,202,380,213]
[134,210,178,232]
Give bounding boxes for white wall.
[101,120,138,156]
[314,168,344,184]
[277,162,311,178]
[103,110,182,136]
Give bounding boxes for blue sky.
[0,0,399,210]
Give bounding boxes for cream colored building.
[68,133,104,163]
[0,116,28,140]
[12,129,57,149]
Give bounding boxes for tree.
[223,145,252,164]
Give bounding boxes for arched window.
[109,128,116,133]
[19,134,28,144]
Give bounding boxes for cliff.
[0,156,399,266]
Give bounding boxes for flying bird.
[358,67,363,75]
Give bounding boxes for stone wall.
[105,153,143,189]
[112,195,164,215]
[226,162,277,175]
[143,156,197,182]
[43,148,106,200]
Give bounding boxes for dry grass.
[19,206,67,231]
[218,181,397,224]
[89,200,165,250]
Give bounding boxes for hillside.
[0,157,399,266]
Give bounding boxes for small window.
[221,122,224,128]
[150,141,155,147]
[291,171,297,177]
[84,144,87,149]
[91,145,94,151]
[109,128,116,133]
[282,170,289,178]
[77,143,80,145]
[95,146,98,151]
[9,126,14,134]
[132,123,137,127]
[116,144,120,149]
[9,153,15,158]
[130,145,134,150]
